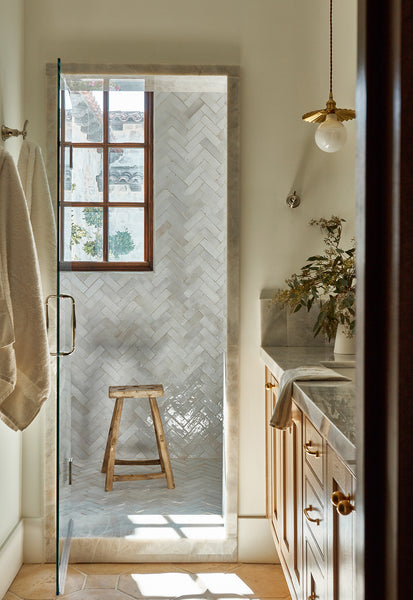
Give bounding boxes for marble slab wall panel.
[61,91,227,465]
[260,295,333,347]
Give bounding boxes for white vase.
[334,325,355,355]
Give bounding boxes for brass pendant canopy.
[302,0,355,124]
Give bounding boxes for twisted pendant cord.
[330,0,333,96]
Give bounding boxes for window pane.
[64,80,104,143]
[64,206,104,262]
[109,79,145,142]
[109,148,144,203]
[108,207,144,262]
[64,147,103,203]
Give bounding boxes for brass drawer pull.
[331,491,355,515]
[304,441,320,457]
[265,382,276,390]
[304,505,320,525]
[308,593,317,600]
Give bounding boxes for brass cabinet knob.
[331,491,354,515]
[265,382,276,390]
[337,498,355,516]
[304,441,320,457]
[331,491,346,506]
[307,593,317,600]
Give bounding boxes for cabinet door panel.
[280,403,303,596]
[327,449,356,600]
[305,537,327,600]
[265,367,281,539]
[303,472,326,560]
[304,418,325,487]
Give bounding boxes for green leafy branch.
[273,216,356,341]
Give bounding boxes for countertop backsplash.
[260,290,334,348]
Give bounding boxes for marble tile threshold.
[5,562,291,600]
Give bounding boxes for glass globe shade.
[315,113,347,153]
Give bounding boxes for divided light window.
[60,77,153,270]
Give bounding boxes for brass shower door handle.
[46,294,76,356]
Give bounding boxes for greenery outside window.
[60,77,153,271]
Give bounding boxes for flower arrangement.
[273,216,356,341]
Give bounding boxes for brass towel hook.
[1,119,29,142]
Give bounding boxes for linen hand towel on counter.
[269,366,349,429]
[0,148,50,431]
[18,139,56,300]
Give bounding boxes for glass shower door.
[55,60,76,595]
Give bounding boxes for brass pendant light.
[302,0,355,152]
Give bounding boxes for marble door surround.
[45,64,240,562]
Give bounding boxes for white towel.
[269,366,350,429]
[0,148,50,431]
[18,139,57,301]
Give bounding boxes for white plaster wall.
[0,0,24,592]
[22,0,357,560]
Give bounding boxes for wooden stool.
[101,384,175,492]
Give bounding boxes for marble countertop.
[261,346,356,474]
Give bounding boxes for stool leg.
[149,397,175,489]
[104,398,124,492]
[101,400,121,474]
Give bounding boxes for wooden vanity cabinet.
[265,367,303,600]
[265,366,356,600]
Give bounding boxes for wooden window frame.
[60,86,153,271]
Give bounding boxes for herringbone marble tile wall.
[61,91,227,468]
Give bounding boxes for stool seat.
[109,384,164,398]
[101,384,175,492]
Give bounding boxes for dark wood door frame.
[357,0,413,598]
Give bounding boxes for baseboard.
[0,520,23,599]
[237,517,279,562]
[23,517,45,563]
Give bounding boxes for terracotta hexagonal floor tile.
[231,564,290,598]
[61,591,128,600]
[83,574,118,589]
[9,564,85,599]
[118,571,207,599]
[179,562,240,574]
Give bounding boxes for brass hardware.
[304,441,320,457]
[265,382,276,390]
[301,0,355,124]
[337,498,355,516]
[1,119,29,141]
[308,593,317,600]
[331,491,354,515]
[331,490,347,506]
[302,93,356,124]
[303,505,320,525]
[46,294,76,356]
[286,190,301,208]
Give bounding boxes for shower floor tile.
[60,458,222,538]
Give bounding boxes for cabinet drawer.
[304,418,325,487]
[305,538,326,600]
[303,472,326,560]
